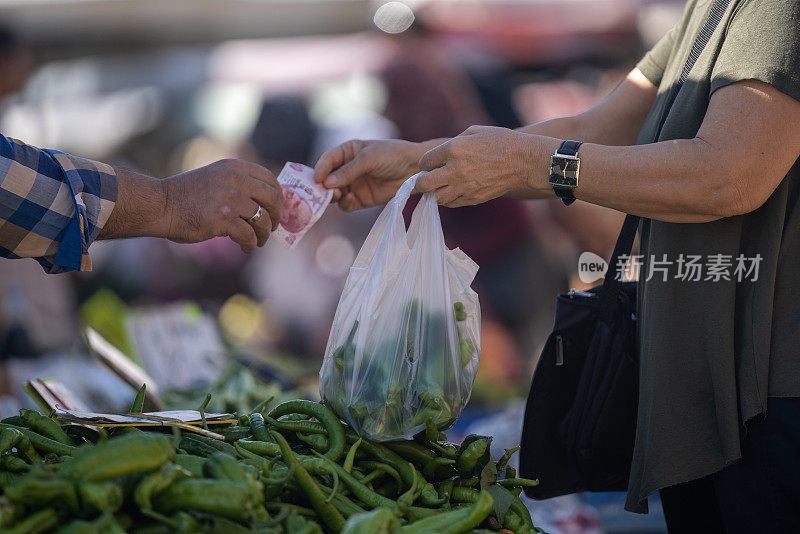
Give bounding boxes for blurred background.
[0,1,683,532]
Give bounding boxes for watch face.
[549,156,579,188]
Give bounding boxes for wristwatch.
[549,140,582,205]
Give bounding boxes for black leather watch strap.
[552,140,582,205]
[553,186,576,205]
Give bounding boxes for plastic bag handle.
[376,172,427,255]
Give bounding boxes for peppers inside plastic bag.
[320,173,481,441]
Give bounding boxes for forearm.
[99,168,168,239]
[526,136,736,223]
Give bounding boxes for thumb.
[324,156,371,188]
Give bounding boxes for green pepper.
[154,479,261,521]
[269,400,346,462]
[134,463,192,509]
[498,477,539,488]
[453,302,467,322]
[172,454,206,477]
[61,433,173,482]
[457,439,488,476]
[0,453,29,473]
[248,412,270,442]
[2,508,59,534]
[19,409,73,446]
[341,507,399,534]
[76,481,123,514]
[271,430,345,532]
[399,489,493,534]
[4,477,79,512]
[0,428,41,463]
[0,424,75,456]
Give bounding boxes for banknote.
[273,162,333,249]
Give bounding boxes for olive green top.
[629,0,800,513]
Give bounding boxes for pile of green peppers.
[322,301,479,441]
[0,395,543,533]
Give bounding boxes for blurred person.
[315,1,800,531]
[0,28,32,99]
[0,134,282,274]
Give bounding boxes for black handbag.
[519,214,640,499]
[518,0,731,497]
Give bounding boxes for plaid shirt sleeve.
[0,134,117,273]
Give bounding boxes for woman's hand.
[313,139,428,211]
[416,126,560,207]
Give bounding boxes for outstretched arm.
[314,69,657,209]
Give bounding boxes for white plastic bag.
[319,173,481,441]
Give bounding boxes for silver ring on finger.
[249,205,263,223]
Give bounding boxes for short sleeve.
[711,0,800,103]
[637,25,679,88]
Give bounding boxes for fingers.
[321,154,370,189]
[415,167,451,194]
[226,217,258,253]
[418,143,449,172]
[240,199,273,247]
[314,139,364,185]
[244,175,283,231]
[338,192,364,212]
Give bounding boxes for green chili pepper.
[399,489,493,534]
[269,400,346,462]
[0,424,75,456]
[248,412,270,442]
[203,451,252,484]
[265,417,327,435]
[341,507,399,534]
[495,446,520,473]
[385,441,437,465]
[422,457,456,481]
[63,425,99,445]
[453,476,479,488]
[498,477,540,488]
[343,438,361,473]
[172,454,206,477]
[309,454,396,511]
[135,463,192,510]
[236,439,281,457]
[5,477,80,512]
[76,481,124,514]
[19,409,72,446]
[154,479,260,521]
[182,433,238,458]
[129,384,147,414]
[61,433,173,482]
[457,439,488,476]
[271,430,346,532]
[348,433,443,506]
[0,470,21,489]
[3,508,59,534]
[0,428,41,463]
[0,415,25,427]
[0,453,28,473]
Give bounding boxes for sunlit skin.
[315,70,800,223]
[100,159,283,253]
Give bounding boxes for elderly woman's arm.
[417,79,800,223]
[313,69,657,210]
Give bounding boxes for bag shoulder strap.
[595,0,731,323]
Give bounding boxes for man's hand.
[102,159,283,253]
[314,139,433,211]
[416,126,558,207]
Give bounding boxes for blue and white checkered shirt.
[0,134,117,273]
